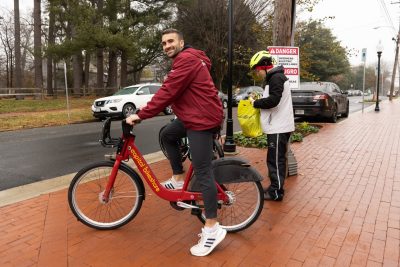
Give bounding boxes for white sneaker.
[190,223,227,257]
[161,176,184,190]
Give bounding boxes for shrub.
[234,122,320,148]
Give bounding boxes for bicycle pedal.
[169,202,185,211]
[176,201,199,209]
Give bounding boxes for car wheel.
[164,106,173,115]
[222,100,228,109]
[122,103,136,118]
[342,101,349,118]
[330,105,338,123]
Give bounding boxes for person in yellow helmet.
[249,50,295,201]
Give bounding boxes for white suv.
[91,83,173,119]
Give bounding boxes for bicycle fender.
[119,162,146,200]
[212,157,264,184]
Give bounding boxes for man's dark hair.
[162,28,184,40]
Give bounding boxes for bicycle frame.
[102,129,229,203]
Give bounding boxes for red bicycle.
[68,118,264,232]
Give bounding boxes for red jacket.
[138,47,223,131]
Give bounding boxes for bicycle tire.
[195,181,264,233]
[68,161,144,230]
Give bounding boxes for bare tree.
[34,0,43,91]
[0,15,14,88]
[176,0,271,89]
[14,0,24,99]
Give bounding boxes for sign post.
[361,48,367,113]
[267,46,300,89]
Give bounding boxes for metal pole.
[362,60,366,113]
[224,0,236,153]
[361,48,367,113]
[375,52,381,112]
[64,62,71,121]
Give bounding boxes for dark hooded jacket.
[138,47,223,130]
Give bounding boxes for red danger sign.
[269,47,299,55]
[268,46,300,89]
[284,68,298,75]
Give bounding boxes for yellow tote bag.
[237,100,263,137]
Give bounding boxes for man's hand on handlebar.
[126,114,142,125]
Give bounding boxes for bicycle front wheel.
[195,181,264,233]
[68,161,144,230]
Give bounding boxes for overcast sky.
[2,0,399,69]
[303,0,400,69]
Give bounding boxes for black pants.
[160,119,218,218]
[265,132,291,200]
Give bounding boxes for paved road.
[0,114,173,190]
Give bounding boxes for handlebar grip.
[122,119,134,138]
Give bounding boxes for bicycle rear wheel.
[195,181,264,233]
[68,161,144,230]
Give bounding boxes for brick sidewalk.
[1,100,399,266]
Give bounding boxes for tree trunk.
[273,0,293,46]
[14,0,24,100]
[120,51,127,87]
[96,48,104,93]
[106,50,118,89]
[34,0,43,93]
[53,61,58,99]
[390,32,400,101]
[47,2,56,96]
[84,52,90,94]
[96,0,104,93]
[72,54,83,95]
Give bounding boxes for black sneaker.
[263,191,283,201]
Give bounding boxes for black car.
[291,82,349,123]
[232,86,264,106]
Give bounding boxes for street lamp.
[375,41,383,112]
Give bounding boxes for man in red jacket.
[126,28,226,257]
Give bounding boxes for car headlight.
[105,99,122,104]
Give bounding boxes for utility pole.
[389,2,400,100]
[273,0,295,46]
[389,23,400,101]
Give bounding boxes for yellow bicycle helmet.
[249,50,275,70]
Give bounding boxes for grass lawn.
[0,96,98,132]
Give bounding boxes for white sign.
[361,48,367,63]
[268,46,300,90]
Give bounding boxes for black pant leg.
[187,129,217,219]
[160,119,186,175]
[266,132,291,200]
